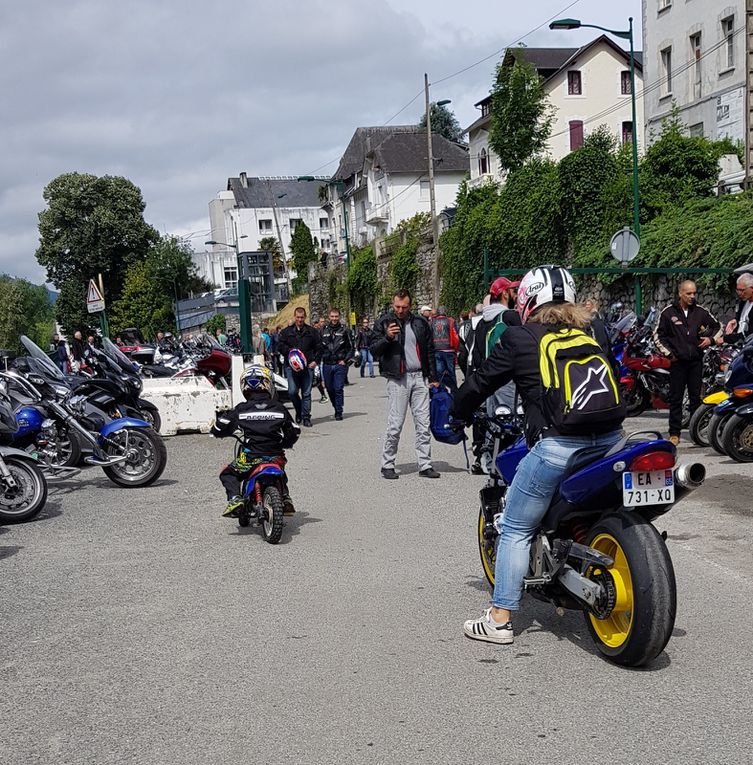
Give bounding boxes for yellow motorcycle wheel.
[584,514,676,667]
[477,508,496,587]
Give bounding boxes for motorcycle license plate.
[622,469,675,506]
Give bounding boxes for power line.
[302,0,584,177]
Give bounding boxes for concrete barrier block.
[141,378,231,436]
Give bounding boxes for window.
[658,0,671,10]
[289,218,302,232]
[319,217,329,230]
[690,33,702,100]
[689,122,704,138]
[622,121,633,146]
[661,46,673,95]
[258,218,272,233]
[621,70,632,95]
[481,101,491,117]
[479,148,489,175]
[419,179,430,200]
[567,71,582,95]
[722,16,735,70]
[223,266,238,290]
[569,120,584,151]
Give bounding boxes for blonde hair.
[528,302,592,329]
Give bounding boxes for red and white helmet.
[516,265,577,324]
[287,349,307,372]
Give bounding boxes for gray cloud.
[0,0,640,283]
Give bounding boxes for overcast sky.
[0,0,641,284]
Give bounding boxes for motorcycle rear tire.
[102,427,167,488]
[585,513,676,668]
[0,457,48,523]
[260,485,284,544]
[688,403,715,447]
[720,414,753,463]
[708,412,731,455]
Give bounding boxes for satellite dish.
[610,227,640,266]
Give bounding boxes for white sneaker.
[463,608,514,644]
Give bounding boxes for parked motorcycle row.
[607,303,752,461]
[0,335,169,524]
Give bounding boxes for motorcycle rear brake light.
[629,451,675,471]
[732,387,753,398]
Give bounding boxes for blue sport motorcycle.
[0,336,167,488]
[474,407,705,667]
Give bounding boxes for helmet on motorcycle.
[240,365,275,400]
[516,265,577,324]
[288,349,307,372]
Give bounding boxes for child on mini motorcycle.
[211,365,300,518]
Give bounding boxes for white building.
[324,127,468,256]
[466,37,645,186]
[642,0,744,143]
[202,173,331,297]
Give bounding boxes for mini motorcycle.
[470,410,705,667]
[232,436,288,544]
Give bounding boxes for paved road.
[3,377,752,764]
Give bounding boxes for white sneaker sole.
[463,621,514,645]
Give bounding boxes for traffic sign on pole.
[87,279,105,313]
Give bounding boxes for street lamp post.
[550,17,641,238]
[424,77,451,304]
[205,226,250,354]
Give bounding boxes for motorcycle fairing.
[703,390,728,406]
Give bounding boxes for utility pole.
[746,1,753,188]
[267,181,293,299]
[425,73,440,306]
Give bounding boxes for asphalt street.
[2,375,753,765]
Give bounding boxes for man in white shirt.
[721,273,753,345]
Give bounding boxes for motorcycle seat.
[561,444,612,480]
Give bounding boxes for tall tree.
[289,221,317,294]
[258,235,285,274]
[35,172,158,333]
[109,234,211,337]
[418,102,465,143]
[489,52,555,173]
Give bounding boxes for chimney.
[239,171,248,188]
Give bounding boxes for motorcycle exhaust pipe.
[674,463,706,501]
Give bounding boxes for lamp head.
[205,240,217,245]
[436,99,452,107]
[549,18,581,30]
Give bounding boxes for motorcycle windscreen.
[102,337,140,374]
[20,335,66,382]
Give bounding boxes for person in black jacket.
[720,273,753,345]
[453,266,625,646]
[654,280,720,444]
[320,307,354,421]
[370,288,440,479]
[277,307,322,427]
[212,366,300,517]
[356,317,376,378]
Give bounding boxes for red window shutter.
[569,120,584,150]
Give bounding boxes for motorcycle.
[230,435,288,544]
[10,336,168,487]
[0,381,48,523]
[716,339,753,462]
[472,411,705,667]
[687,343,740,446]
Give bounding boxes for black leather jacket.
[277,324,322,366]
[370,312,437,381]
[320,322,354,364]
[212,397,300,456]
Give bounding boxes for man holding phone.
[370,288,440,479]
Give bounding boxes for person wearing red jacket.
[430,306,459,392]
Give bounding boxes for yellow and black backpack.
[537,327,625,434]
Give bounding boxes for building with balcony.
[204,173,331,302]
[465,36,644,187]
[642,0,744,143]
[323,127,468,255]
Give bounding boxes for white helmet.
[516,265,577,324]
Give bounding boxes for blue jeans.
[435,352,457,391]
[359,348,374,377]
[322,363,347,416]
[286,367,313,421]
[492,430,623,611]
